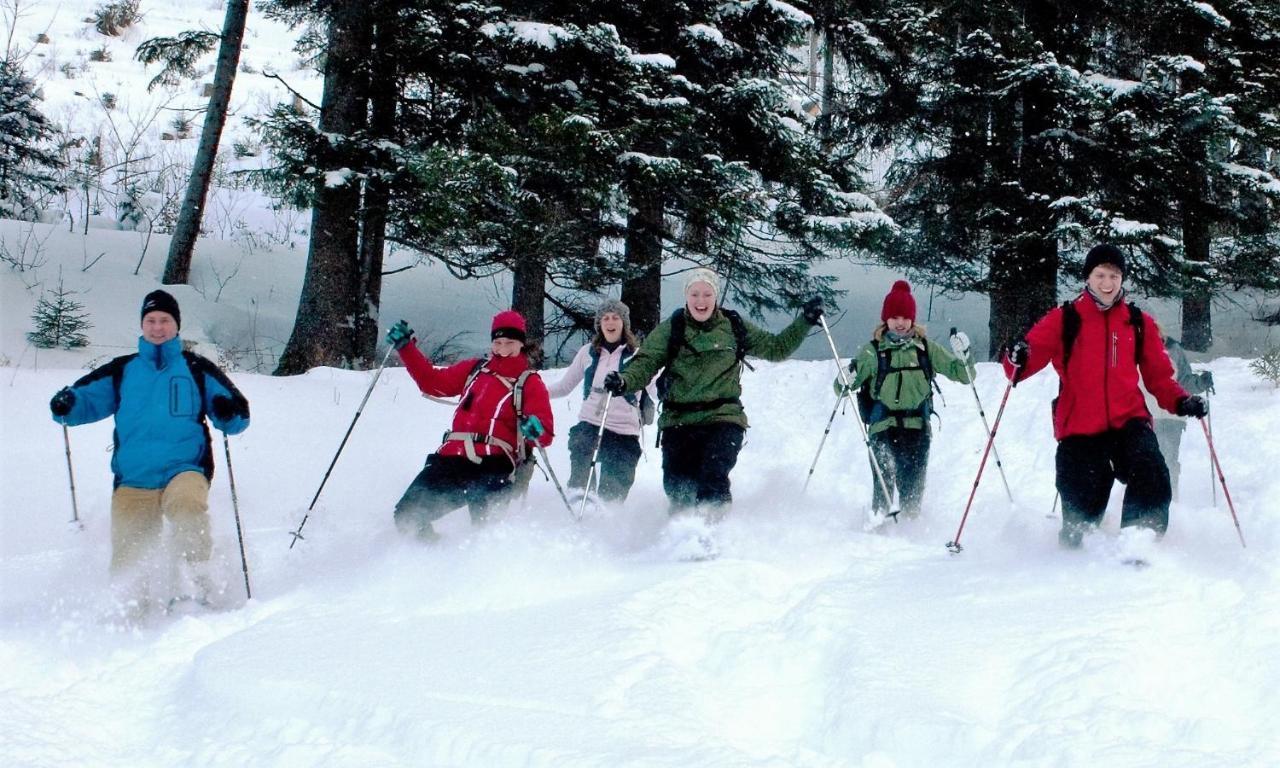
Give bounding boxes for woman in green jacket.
[605,268,823,517]
[837,280,974,519]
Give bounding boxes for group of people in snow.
[49,243,1211,608]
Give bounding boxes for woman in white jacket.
[547,299,657,506]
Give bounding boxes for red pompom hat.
[880,280,917,322]
[491,310,527,342]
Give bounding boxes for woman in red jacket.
[1003,244,1207,548]
[385,310,554,540]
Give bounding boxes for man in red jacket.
[1003,244,1208,548]
[385,310,554,540]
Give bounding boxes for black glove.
[211,395,247,421]
[50,387,75,417]
[1176,395,1208,419]
[1006,339,1030,369]
[801,296,824,326]
[386,320,414,351]
[602,371,627,396]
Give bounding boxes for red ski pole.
[1200,417,1246,549]
[947,374,1017,554]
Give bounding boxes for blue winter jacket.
[53,336,250,489]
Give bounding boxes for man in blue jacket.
[50,290,249,604]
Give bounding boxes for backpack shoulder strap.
[664,309,687,365]
[720,308,750,363]
[582,346,601,400]
[1128,302,1145,362]
[1061,301,1081,369]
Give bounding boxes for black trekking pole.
[222,434,252,600]
[947,370,1018,554]
[802,396,844,494]
[579,392,614,520]
[61,425,83,530]
[1200,417,1245,549]
[818,315,898,520]
[534,444,577,518]
[289,346,395,548]
[951,328,1014,505]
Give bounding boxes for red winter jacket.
[1002,292,1187,441]
[398,344,554,464]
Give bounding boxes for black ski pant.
[393,454,515,537]
[660,422,745,515]
[566,421,642,502]
[1055,418,1171,545]
[868,425,931,518]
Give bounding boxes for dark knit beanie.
[490,309,527,342]
[880,280,917,322]
[1083,244,1126,278]
[140,289,181,328]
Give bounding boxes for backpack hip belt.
[661,397,742,415]
[443,431,517,465]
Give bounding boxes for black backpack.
[653,307,752,401]
[853,338,936,427]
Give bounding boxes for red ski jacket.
[398,344,554,464]
[1003,292,1187,440]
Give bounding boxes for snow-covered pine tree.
[0,58,64,220]
[27,278,92,349]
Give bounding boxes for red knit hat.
[491,310,527,342]
[880,280,916,322]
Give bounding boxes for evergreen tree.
[28,278,92,349]
[0,58,63,220]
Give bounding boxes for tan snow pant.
[110,471,211,576]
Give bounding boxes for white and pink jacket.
[547,343,659,437]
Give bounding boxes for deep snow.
[2,230,1279,768]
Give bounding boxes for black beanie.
[140,289,181,328]
[1082,244,1126,278]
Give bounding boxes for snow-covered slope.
[3,237,1278,767]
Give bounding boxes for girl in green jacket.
[837,280,975,519]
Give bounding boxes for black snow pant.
[393,454,515,538]
[868,425,931,518]
[1055,418,1172,547]
[566,421,643,502]
[660,422,745,517]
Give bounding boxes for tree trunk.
[352,14,400,367]
[511,254,546,352]
[1180,192,1213,351]
[621,188,664,337]
[275,1,372,375]
[161,0,250,285]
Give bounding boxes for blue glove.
[386,320,414,351]
[50,387,75,417]
[519,415,545,441]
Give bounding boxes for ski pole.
[222,433,252,600]
[579,392,614,520]
[947,371,1018,554]
[1200,417,1245,548]
[802,396,843,494]
[61,424,83,529]
[818,315,898,518]
[534,444,577,518]
[951,328,1013,504]
[1207,410,1217,507]
[289,345,395,548]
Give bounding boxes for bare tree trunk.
[161,0,250,285]
[1180,191,1213,351]
[352,14,400,367]
[511,254,546,352]
[621,188,664,337]
[275,1,372,375]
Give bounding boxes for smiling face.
[685,282,717,323]
[141,311,178,345]
[885,316,914,334]
[490,337,524,358]
[1087,264,1124,305]
[599,311,624,343]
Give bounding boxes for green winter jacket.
[619,309,811,430]
[835,328,975,435]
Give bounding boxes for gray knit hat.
[595,298,631,333]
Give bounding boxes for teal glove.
[386,320,414,350]
[519,415,545,441]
